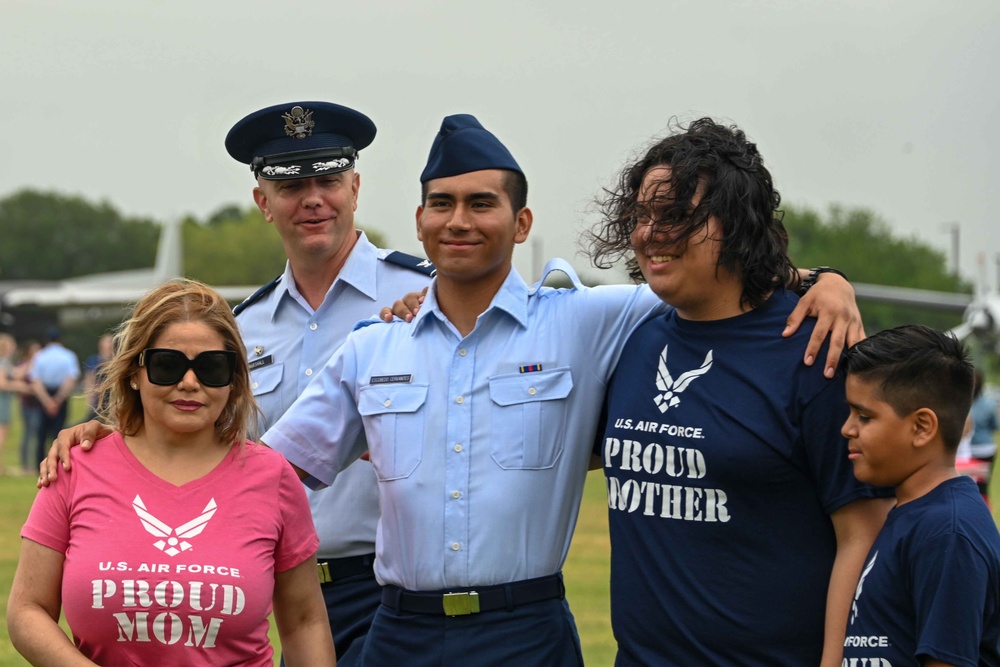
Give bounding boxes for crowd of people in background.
[0,332,101,476]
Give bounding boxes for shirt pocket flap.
[358,383,429,415]
[489,368,573,407]
[250,364,283,396]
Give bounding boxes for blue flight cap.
[225,101,376,180]
[420,114,522,183]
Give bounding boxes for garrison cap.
[225,101,376,180]
[420,114,522,183]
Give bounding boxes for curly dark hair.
[587,117,794,310]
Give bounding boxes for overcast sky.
[3,0,997,286]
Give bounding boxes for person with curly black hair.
[589,118,894,667]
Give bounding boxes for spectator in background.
[0,333,16,474]
[13,340,42,475]
[82,334,113,423]
[30,328,80,467]
[969,369,998,498]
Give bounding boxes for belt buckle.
[318,562,331,584]
[442,591,480,616]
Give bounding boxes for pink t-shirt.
[22,433,318,666]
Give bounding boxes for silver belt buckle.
[442,591,480,616]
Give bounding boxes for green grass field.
[1,399,997,666]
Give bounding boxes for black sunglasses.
[138,348,238,387]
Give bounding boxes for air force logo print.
[850,551,878,624]
[603,343,730,524]
[132,495,218,556]
[654,344,713,413]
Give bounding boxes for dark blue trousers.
[36,393,67,466]
[357,597,584,667]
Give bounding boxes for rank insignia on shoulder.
[382,250,436,277]
[519,364,543,373]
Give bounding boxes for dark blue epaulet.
[381,251,436,277]
[233,275,281,317]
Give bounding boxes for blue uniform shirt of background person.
[237,231,432,558]
[264,259,664,591]
[844,476,1000,667]
[30,343,80,389]
[597,289,886,667]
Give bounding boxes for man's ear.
[911,408,939,449]
[513,206,533,245]
[415,205,424,243]
[252,184,273,223]
[351,170,361,212]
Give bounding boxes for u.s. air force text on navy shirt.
[597,289,889,667]
[264,259,664,592]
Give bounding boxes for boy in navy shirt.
[842,324,1000,667]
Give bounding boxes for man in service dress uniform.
[225,101,434,663]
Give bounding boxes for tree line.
[0,188,969,337]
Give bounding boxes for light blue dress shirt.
[30,343,80,388]
[237,232,432,559]
[265,259,665,590]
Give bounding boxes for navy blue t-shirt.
[598,289,883,666]
[844,476,1000,667]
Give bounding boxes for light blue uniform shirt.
[265,260,665,590]
[237,232,432,559]
[30,343,80,388]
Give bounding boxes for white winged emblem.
[850,551,879,624]
[132,495,218,557]
[654,345,713,413]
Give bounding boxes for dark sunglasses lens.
[194,352,234,387]
[147,350,187,385]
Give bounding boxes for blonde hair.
[97,279,257,446]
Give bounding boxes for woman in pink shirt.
[7,280,335,666]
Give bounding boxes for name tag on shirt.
[370,374,413,385]
[249,355,274,371]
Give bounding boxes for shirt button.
[252,382,258,389]
[451,490,461,499]
[456,396,464,404]
[305,369,313,377]
[451,542,461,551]
[454,444,463,453]
[458,348,468,357]
[384,399,392,408]
[309,323,318,331]
[528,387,537,396]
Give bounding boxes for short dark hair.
[420,169,528,212]
[587,117,791,310]
[844,324,974,450]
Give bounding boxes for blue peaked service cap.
[225,101,376,180]
[420,114,522,183]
